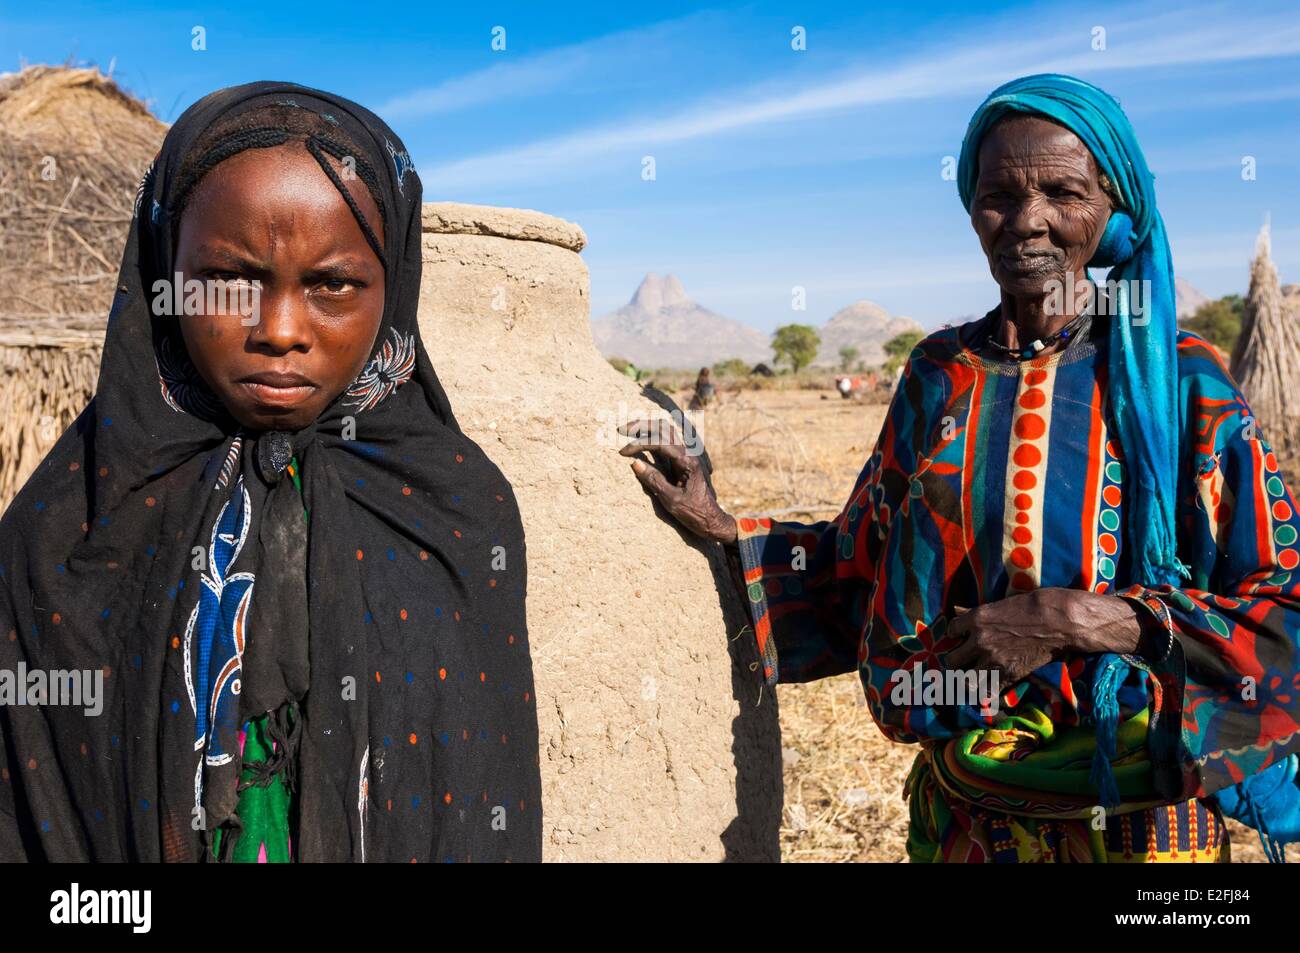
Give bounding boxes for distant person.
[0,82,542,863]
[689,366,716,410]
[620,74,1300,863]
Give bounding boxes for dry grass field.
[683,384,1289,864]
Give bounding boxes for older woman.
[621,74,1300,862]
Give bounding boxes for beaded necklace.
[981,300,1095,361]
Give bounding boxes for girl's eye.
[321,279,355,293]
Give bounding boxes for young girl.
[0,82,542,862]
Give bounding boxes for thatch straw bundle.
[1231,221,1300,461]
[0,330,102,505]
[0,65,164,328]
[0,65,164,510]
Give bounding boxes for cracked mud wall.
[418,202,783,861]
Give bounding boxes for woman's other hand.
[944,587,1148,683]
[618,419,738,544]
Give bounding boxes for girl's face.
[174,143,386,432]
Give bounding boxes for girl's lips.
[237,380,318,408]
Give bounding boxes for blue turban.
[956,73,1188,590]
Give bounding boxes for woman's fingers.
[618,419,685,446]
[629,457,683,503]
[618,437,689,463]
[617,420,706,486]
[618,418,729,542]
[948,629,1050,685]
[946,611,970,640]
[619,438,694,484]
[944,638,981,670]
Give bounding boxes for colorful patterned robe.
[737,312,1300,861]
[208,456,305,863]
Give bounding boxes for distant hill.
[1175,277,1211,319]
[591,273,771,369]
[593,274,1226,371]
[813,300,924,368]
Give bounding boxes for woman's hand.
[944,587,1147,683]
[618,419,738,544]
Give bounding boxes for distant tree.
[712,357,750,377]
[1183,295,1245,354]
[771,324,821,373]
[881,329,925,375]
[838,346,860,372]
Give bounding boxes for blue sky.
[2,0,1297,331]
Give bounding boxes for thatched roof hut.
[0,66,164,507]
[0,65,165,330]
[0,65,165,328]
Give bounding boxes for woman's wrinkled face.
[174,143,385,432]
[970,115,1113,299]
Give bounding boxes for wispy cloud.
[418,3,1300,192]
[1181,83,1300,109]
[376,12,715,120]
[377,49,592,120]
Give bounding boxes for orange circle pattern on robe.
[1008,369,1049,591]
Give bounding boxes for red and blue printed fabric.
[736,317,1300,801]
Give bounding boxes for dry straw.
[1231,221,1300,461]
[0,65,164,509]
